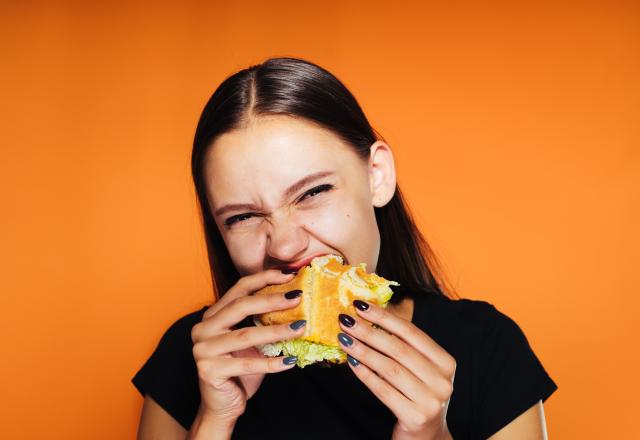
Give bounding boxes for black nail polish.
[338,314,355,327]
[347,355,360,367]
[281,269,297,274]
[289,320,307,330]
[283,356,298,365]
[284,289,302,299]
[338,332,353,347]
[353,299,370,311]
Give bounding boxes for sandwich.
[253,254,399,367]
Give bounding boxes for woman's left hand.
[337,299,456,440]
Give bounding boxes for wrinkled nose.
[265,213,309,263]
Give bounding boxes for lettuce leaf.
[259,339,347,368]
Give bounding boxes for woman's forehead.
[205,117,361,186]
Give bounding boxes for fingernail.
[289,319,307,330]
[281,269,297,274]
[338,332,353,347]
[284,289,302,299]
[338,314,355,327]
[347,355,360,367]
[353,300,370,311]
[283,356,298,365]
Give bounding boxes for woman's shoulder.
[163,304,211,339]
[410,291,537,358]
[412,291,507,331]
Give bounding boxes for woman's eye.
[224,213,255,227]
[299,184,333,202]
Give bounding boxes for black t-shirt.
[132,292,557,439]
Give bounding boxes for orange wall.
[1,1,638,438]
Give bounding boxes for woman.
[132,57,557,439]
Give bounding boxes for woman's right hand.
[190,269,304,426]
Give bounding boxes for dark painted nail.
[289,320,307,330]
[283,356,298,365]
[338,332,353,347]
[353,300,370,311]
[284,289,302,299]
[281,268,297,274]
[347,355,360,367]
[339,314,355,327]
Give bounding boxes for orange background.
[1,1,638,438]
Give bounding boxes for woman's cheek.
[298,202,356,243]
[223,229,267,274]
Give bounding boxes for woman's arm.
[136,395,186,439]
[185,404,237,440]
[488,400,548,440]
[136,395,237,440]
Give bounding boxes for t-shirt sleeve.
[474,305,558,439]
[131,307,207,430]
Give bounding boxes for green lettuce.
[259,339,347,368]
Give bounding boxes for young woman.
[132,57,557,439]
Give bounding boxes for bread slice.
[253,254,399,367]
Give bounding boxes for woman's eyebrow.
[214,170,335,217]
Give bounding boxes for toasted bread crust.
[253,266,311,325]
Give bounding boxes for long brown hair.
[191,57,456,303]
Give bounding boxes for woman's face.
[204,115,396,276]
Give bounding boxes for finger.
[194,320,307,359]
[192,290,302,342]
[342,354,427,432]
[337,332,432,407]
[203,270,295,320]
[353,300,457,376]
[338,314,451,398]
[198,355,298,386]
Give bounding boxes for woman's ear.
[368,141,397,207]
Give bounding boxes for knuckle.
[426,397,443,416]
[401,321,418,338]
[195,360,212,381]
[235,327,252,342]
[279,323,294,337]
[443,381,454,397]
[230,296,250,311]
[192,341,205,359]
[235,277,249,290]
[389,337,409,358]
[359,321,373,337]
[448,357,457,375]
[240,357,254,373]
[443,356,457,376]
[411,413,429,430]
[241,357,259,374]
[191,323,202,343]
[437,378,454,398]
[373,380,392,400]
[382,359,402,378]
[269,357,284,372]
[375,306,389,322]
[269,292,284,304]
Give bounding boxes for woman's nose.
[265,212,309,262]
